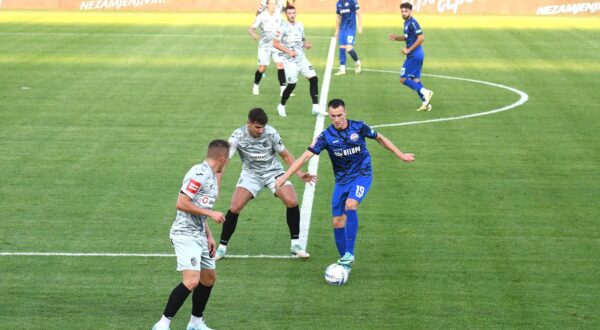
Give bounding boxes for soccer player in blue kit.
[275,99,415,272]
[334,0,362,75]
[389,2,434,112]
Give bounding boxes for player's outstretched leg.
[152,283,192,330]
[187,282,214,330]
[335,47,347,75]
[278,68,286,96]
[278,83,296,117]
[286,206,310,258]
[216,210,239,260]
[348,49,361,74]
[253,69,264,95]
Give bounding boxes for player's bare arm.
[279,149,317,184]
[248,26,259,41]
[275,149,315,187]
[204,222,216,257]
[274,38,297,58]
[176,193,226,224]
[335,15,341,38]
[389,33,406,42]
[303,38,312,49]
[375,133,415,163]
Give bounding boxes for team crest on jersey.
[191,257,197,267]
[263,141,269,148]
[350,133,359,142]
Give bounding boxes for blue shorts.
[401,55,424,79]
[331,176,372,217]
[338,29,356,46]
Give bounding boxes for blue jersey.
[309,120,377,184]
[404,16,424,58]
[336,0,360,31]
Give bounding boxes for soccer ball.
[324,263,349,285]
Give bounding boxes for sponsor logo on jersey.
[334,146,361,157]
[246,152,270,160]
[350,133,359,142]
[186,179,201,194]
[339,8,351,14]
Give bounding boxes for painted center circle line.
[361,68,529,128]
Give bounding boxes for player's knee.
[284,199,298,208]
[258,66,266,73]
[229,203,244,214]
[346,45,353,52]
[309,76,318,83]
[286,83,297,91]
[345,199,359,210]
[332,217,345,228]
[183,277,201,290]
[400,78,407,83]
[200,271,216,287]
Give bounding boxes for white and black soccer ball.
[324,263,349,286]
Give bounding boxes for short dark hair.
[327,98,346,110]
[206,139,230,159]
[285,5,296,12]
[248,107,268,125]
[400,2,413,10]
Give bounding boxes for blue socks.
[333,210,359,257]
[345,210,358,256]
[334,227,346,257]
[403,79,426,101]
[339,48,347,66]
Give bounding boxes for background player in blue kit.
[275,99,415,273]
[334,0,362,76]
[389,2,434,112]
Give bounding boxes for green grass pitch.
[0,11,599,329]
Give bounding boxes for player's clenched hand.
[402,48,410,55]
[388,34,398,41]
[275,176,286,188]
[209,210,225,224]
[298,172,317,185]
[304,41,312,49]
[288,50,297,58]
[207,236,216,258]
[400,153,415,163]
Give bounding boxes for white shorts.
[258,46,283,66]
[171,236,215,271]
[284,56,316,84]
[236,170,292,198]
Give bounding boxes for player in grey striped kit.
[152,139,230,330]
[215,108,316,260]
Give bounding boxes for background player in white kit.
[249,0,287,96]
[256,0,295,15]
[152,140,230,330]
[274,5,327,117]
[215,108,316,260]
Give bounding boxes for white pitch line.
[362,69,529,128]
[297,36,337,250]
[0,37,338,260]
[0,32,332,39]
[0,252,296,259]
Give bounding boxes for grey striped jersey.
[229,125,286,174]
[170,161,218,239]
[252,10,283,48]
[276,20,306,62]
